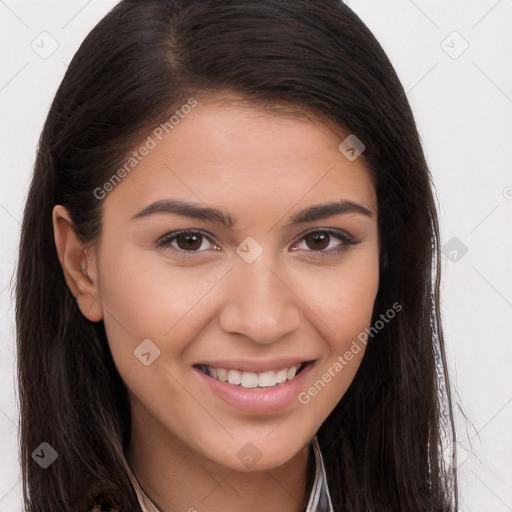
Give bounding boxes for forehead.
[102,93,377,220]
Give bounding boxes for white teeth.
[276,369,287,384]
[227,369,241,385]
[258,371,276,387]
[202,363,305,389]
[241,372,259,389]
[287,365,299,380]
[216,368,228,382]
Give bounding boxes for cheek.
[97,250,218,368]
[294,251,379,416]
[296,248,380,350]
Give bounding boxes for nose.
[218,255,301,345]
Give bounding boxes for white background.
[0,1,511,510]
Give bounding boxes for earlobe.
[52,205,104,322]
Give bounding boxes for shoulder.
[87,494,121,512]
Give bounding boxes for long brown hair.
[16,1,458,510]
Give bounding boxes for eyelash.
[156,228,358,258]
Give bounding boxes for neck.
[125,399,314,512]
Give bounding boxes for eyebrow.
[131,198,374,227]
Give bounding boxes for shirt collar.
[126,435,334,512]
[304,435,334,512]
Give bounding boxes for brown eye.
[304,232,331,251]
[175,232,203,251]
[291,229,356,257]
[157,230,219,255]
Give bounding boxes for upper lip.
[194,357,314,373]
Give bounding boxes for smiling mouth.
[194,362,312,389]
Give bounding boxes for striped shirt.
[91,436,334,512]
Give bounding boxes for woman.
[16,0,458,510]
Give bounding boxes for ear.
[52,204,103,322]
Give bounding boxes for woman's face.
[83,93,379,471]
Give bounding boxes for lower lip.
[193,363,314,414]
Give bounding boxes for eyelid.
[156,227,357,257]
[156,229,218,253]
[290,227,355,246]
